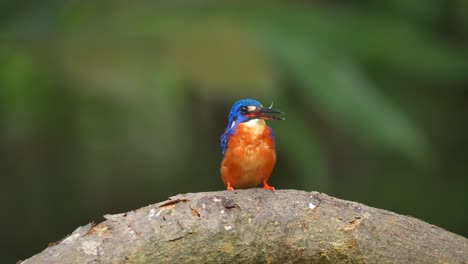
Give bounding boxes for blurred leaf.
[262,31,430,162]
[11,4,466,85]
[0,45,55,138]
[275,99,331,192]
[366,0,442,25]
[239,7,468,83]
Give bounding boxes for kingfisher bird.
[220,99,284,191]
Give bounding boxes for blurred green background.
[1,1,467,262]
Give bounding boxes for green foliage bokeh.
[1,1,467,262]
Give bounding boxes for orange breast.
[220,121,276,189]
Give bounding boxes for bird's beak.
[245,106,285,121]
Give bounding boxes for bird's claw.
[262,180,275,191]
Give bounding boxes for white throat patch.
[243,119,267,128]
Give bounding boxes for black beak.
[246,106,285,120]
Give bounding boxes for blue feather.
[220,99,264,155]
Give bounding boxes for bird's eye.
[240,106,248,114]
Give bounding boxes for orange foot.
[262,180,275,191]
[226,182,234,191]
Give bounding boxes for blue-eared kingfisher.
[220,99,284,191]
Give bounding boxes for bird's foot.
[226,182,234,191]
[262,180,275,191]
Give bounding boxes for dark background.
[1,1,467,262]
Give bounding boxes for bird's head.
[220,99,284,154]
[225,99,284,130]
